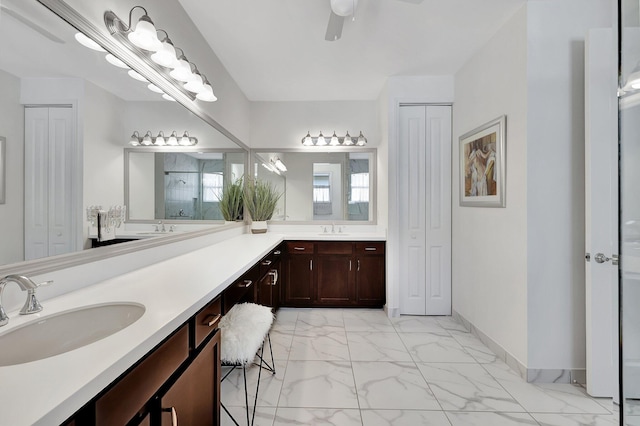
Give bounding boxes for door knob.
[594,253,611,264]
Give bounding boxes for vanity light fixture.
[300,131,367,146]
[162,93,176,102]
[128,69,147,82]
[623,60,640,92]
[105,8,218,102]
[271,157,287,172]
[148,83,164,94]
[128,130,197,147]
[262,162,280,175]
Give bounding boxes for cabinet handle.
[261,259,272,266]
[365,247,377,251]
[204,314,221,327]
[268,269,278,286]
[357,259,360,272]
[349,260,352,271]
[294,247,306,251]
[310,259,313,270]
[163,407,178,426]
[239,280,252,288]
[274,250,281,255]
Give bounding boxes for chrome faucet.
[331,222,336,233]
[155,221,166,232]
[0,275,53,327]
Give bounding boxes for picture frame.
[459,115,506,207]
[0,136,5,204]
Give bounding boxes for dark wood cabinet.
[282,241,385,308]
[257,246,283,309]
[158,330,220,426]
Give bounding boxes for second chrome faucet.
[0,275,52,327]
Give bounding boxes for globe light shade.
[196,84,217,102]
[75,32,105,52]
[127,15,162,51]
[150,39,178,68]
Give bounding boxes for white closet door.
[24,106,75,260]
[399,105,452,315]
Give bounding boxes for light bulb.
[154,131,166,146]
[356,131,367,146]
[127,70,147,82]
[147,83,164,94]
[141,131,153,146]
[129,131,140,146]
[105,53,129,69]
[343,131,353,145]
[330,131,340,146]
[127,15,162,51]
[196,83,217,102]
[184,73,205,93]
[302,131,314,146]
[150,38,178,68]
[75,32,105,52]
[167,131,179,146]
[162,94,176,102]
[169,57,194,82]
[316,131,327,146]
[179,131,191,146]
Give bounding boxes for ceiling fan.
[324,0,424,41]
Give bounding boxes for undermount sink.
[0,302,145,366]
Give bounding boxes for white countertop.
[0,231,386,425]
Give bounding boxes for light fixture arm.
[117,5,150,32]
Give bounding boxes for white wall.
[452,6,529,365]
[526,0,613,370]
[0,69,25,265]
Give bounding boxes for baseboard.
[384,304,400,318]
[451,310,585,384]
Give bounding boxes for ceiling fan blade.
[325,11,344,41]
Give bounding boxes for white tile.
[269,329,294,360]
[481,359,526,383]
[497,382,612,414]
[352,361,440,410]
[448,330,499,364]
[417,363,525,412]
[398,332,476,363]
[273,408,362,425]
[221,359,286,408]
[436,316,469,332]
[347,332,412,362]
[273,309,299,331]
[279,360,358,408]
[221,406,276,426]
[289,332,350,361]
[446,412,538,426]
[361,409,451,426]
[532,413,619,425]
[343,309,396,332]
[391,316,448,333]
[296,309,345,329]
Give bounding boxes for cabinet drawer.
[96,325,189,426]
[317,242,353,255]
[355,242,385,255]
[287,241,315,254]
[195,297,221,348]
[223,265,259,313]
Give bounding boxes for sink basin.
[0,302,145,366]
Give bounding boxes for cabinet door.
[258,261,281,309]
[159,330,221,426]
[316,255,353,305]
[356,256,386,306]
[283,255,314,305]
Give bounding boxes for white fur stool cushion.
[219,303,274,365]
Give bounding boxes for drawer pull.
[268,269,279,286]
[163,407,178,426]
[239,280,252,288]
[365,247,377,251]
[274,250,281,255]
[294,247,306,251]
[204,314,221,327]
[349,260,352,271]
[357,259,360,272]
[262,259,272,266]
[310,259,313,270]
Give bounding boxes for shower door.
[620,0,640,423]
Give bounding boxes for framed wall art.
[459,115,506,207]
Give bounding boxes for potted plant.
[219,177,244,222]
[244,177,282,233]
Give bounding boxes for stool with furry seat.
[219,303,275,426]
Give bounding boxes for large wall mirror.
[0,0,247,274]
[253,150,376,223]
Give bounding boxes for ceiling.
[178,0,526,102]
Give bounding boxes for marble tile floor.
[220,308,632,426]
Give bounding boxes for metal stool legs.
[221,333,275,426]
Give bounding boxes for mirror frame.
[0,0,249,277]
[124,147,247,223]
[250,148,377,225]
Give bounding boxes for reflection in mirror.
[253,150,375,222]
[0,0,246,270]
[126,149,245,221]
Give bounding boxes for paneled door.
[398,105,452,315]
[24,106,76,260]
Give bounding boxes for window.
[350,172,369,203]
[313,173,331,203]
[202,172,224,202]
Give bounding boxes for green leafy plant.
[219,177,244,221]
[244,177,282,221]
